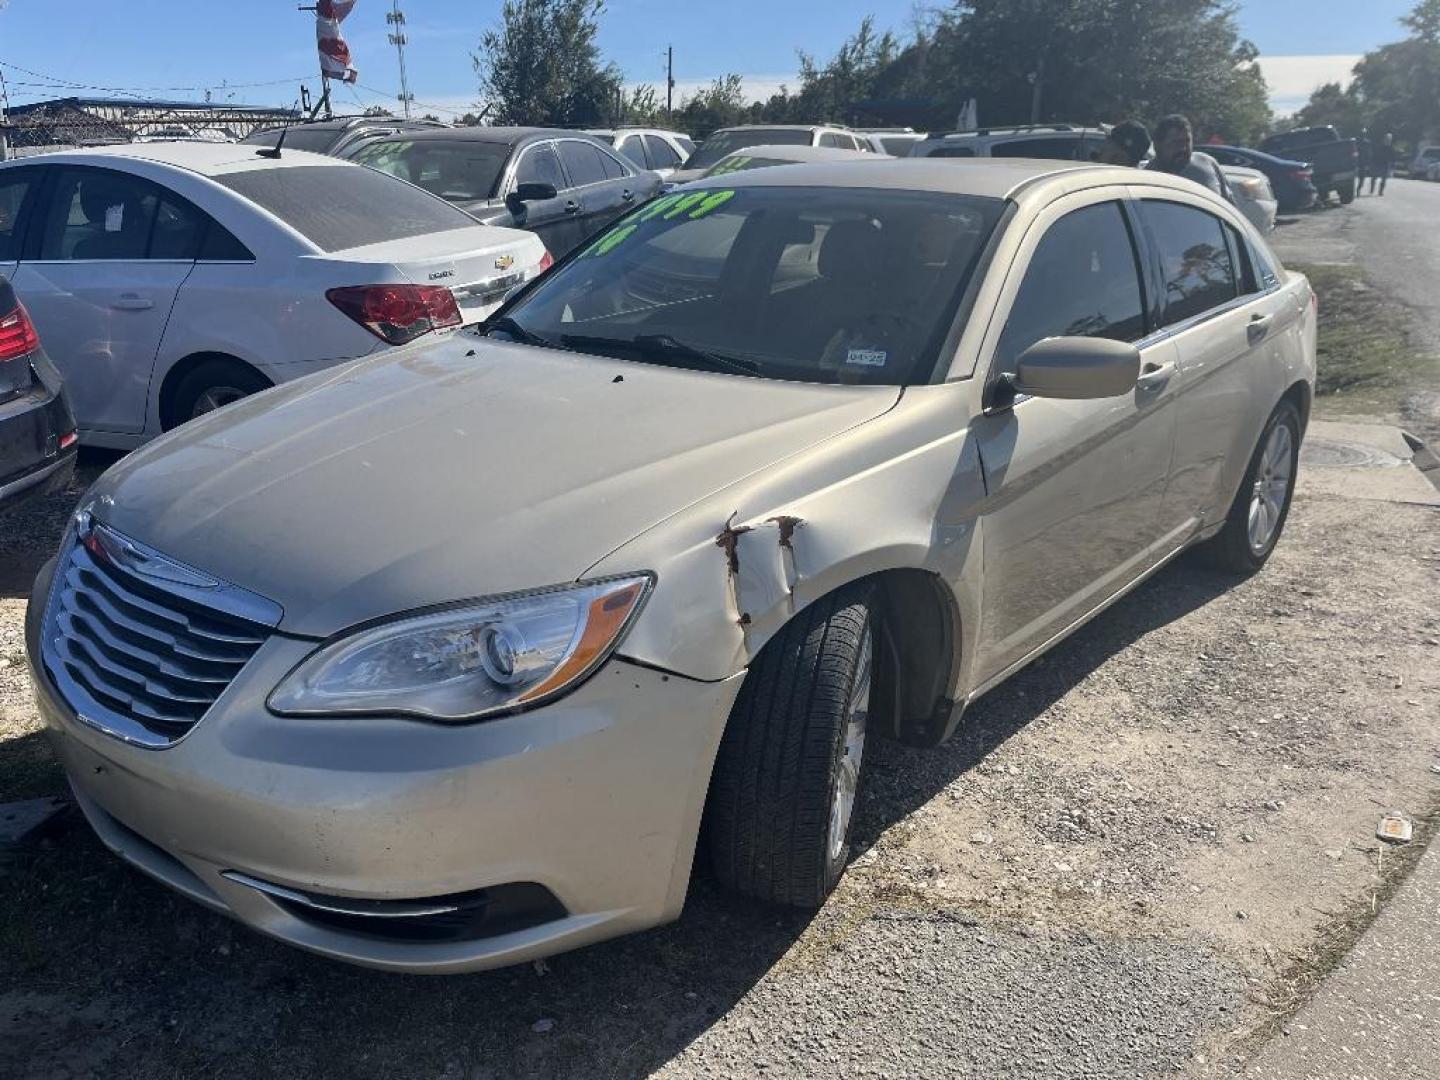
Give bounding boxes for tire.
[706,584,877,908]
[165,359,271,430]
[1339,180,1356,204]
[1200,399,1301,575]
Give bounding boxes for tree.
[622,83,665,127]
[473,0,622,126]
[1293,81,1365,133]
[675,75,752,136]
[1402,0,1440,43]
[934,0,1271,143]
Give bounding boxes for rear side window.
[557,141,608,187]
[0,170,38,262]
[997,201,1147,366]
[597,147,630,180]
[199,219,254,261]
[1139,200,1238,325]
[675,135,696,157]
[643,135,682,169]
[820,133,843,148]
[215,164,476,252]
[927,145,975,158]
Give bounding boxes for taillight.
[0,301,40,362]
[326,284,462,345]
[537,250,554,273]
[1288,168,1312,182]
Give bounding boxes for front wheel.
[706,585,876,908]
[1200,400,1301,574]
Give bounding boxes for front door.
[970,196,1179,683]
[511,142,581,256]
[10,165,193,433]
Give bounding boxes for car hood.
[88,334,899,637]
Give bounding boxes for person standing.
[1095,120,1151,167]
[1370,133,1395,195]
[1355,128,1371,196]
[1147,113,1233,202]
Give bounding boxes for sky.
[0,0,1421,120]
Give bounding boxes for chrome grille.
[42,520,282,748]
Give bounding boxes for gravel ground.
[2,468,1437,1079]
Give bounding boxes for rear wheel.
[1200,400,1301,574]
[706,585,876,908]
[165,359,271,430]
[1339,180,1356,204]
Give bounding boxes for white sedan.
[0,143,548,448]
[1222,165,1278,233]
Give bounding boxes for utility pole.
[666,45,675,119]
[387,0,414,119]
[1028,53,1045,125]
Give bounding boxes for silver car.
[28,159,1316,973]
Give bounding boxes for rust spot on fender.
[768,515,803,548]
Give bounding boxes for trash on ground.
[1377,810,1414,844]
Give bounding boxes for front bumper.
[27,561,742,973]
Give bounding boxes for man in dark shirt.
[1355,129,1371,196]
[1370,133,1395,196]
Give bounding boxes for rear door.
[970,194,1180,683]
[556,138,636,243]
[642,134,684,176]
[10,165,195,433]
[1136,195,1290,535]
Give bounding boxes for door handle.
[1136,360,1175,391]
[563,200,581,214]
[1247,312,1273,342]
[112,294,154,311]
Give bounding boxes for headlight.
[268,575,653,722]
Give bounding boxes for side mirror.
[505,181,558,218]
[1009,336,1141,401]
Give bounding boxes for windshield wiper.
[558,332,761,377]
[485,315,563,350]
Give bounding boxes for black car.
[342,128,663,257]
[1206,146,1319,213]
[0,277,76,514]
[241,115,448,158]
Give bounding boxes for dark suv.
[241,115,448,159]
[343,128,662,257]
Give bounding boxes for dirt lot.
[2,199,1439,1079]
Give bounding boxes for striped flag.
[316,0,359,83]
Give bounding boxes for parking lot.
[0,191,1435,1078]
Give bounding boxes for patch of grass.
[1296,261,1438,415]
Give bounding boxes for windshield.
[215,164,479,252]
[347,138,511,202]
[686,129,812,168]
[495,185,1005,386]
[701,154,797,179]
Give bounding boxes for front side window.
[997,201,1146,368]
[347,138,511,201]
[497,186,1005,386]
[39,168,160,260]
[820,133,843,148]
[1139,200,1238,326]
[514,144,566,190]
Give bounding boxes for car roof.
[683,157,1209,202]
[713,124,844,133]
[718,144,876,163]
[29,142,353,176]
[355,126,604,147]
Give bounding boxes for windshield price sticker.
[581,190,738,258]
[846,348,888,367]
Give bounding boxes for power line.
[0,58,311,102]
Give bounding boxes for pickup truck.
[1260,126,1359,203]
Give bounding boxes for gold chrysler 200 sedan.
[28,160,1315,973]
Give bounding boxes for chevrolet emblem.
[494,253,515,270]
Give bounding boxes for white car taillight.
[326,284,463,346]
